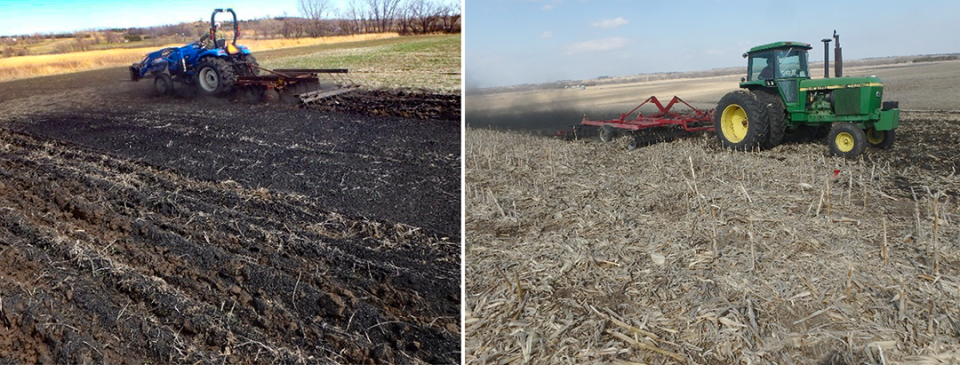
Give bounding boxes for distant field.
[261,34,461,93]
[0,33,399,82]
[466,60,960,131]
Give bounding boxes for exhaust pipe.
[821,37,831,78]
[833,30,842,77]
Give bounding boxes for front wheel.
[828,123,867,158]
[866,128,895,149]
[154,73,172,95]
[714,90,769,150]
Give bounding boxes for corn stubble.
[465,115,960,364]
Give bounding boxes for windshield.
[775,48,808,78]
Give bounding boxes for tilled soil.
[0,66,460,364]
[310,90,461,121]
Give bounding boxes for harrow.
[558,96,715,148]
[235,67,358,104]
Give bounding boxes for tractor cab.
[714,33,900,158]
[741,42,811,104]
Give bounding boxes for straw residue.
[465,120,960,364]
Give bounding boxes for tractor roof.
[748,41,812,54]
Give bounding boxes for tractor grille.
[833,88,861,115]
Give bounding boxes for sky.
[0,0,460,35]
[465,0,960,88]
[0,0,358,36]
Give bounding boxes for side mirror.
[741,77,745,82]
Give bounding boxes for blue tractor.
[130,8,260,97]
[131,8,358,103]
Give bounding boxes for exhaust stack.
[821,37,831,78]
[833,30,842,77]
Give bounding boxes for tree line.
[251,0,461,39]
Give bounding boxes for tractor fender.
[197,49,227,59]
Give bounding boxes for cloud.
[591,17,629,29]
[563,37,630,55]
[540,31,553,39]
[528,0,561,10]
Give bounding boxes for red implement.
[558,96,715,146]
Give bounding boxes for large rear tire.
[866,128,895,149]
[756,91,786,149]
[194,57,236,97]
[828,122,867,158]
[714,90,769,150]
[241,54,260,77]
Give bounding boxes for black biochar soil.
[0,66,461,364]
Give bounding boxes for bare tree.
[408,0,441,34]
[395,0,413,35]
[438,2,461,33]
[104,31,122,43]
[333,8,354,35]
[298,0,332,37]
[292,18,307,38]
[72,32,90,52]
[365,0,402,33]
[333,1,362,36]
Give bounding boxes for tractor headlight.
[876,91,881,98]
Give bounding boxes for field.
[465,60,960,363]
[0,33,399,82]
[262,34,461,93]
[0,36,460,363]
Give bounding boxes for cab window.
[748,51,774,81]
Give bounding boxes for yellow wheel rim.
[866,128,884,145]
[835,132,855,152]
[720,104,748,143]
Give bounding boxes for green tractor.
[715,31,899,158]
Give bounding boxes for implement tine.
[574,94,716,146]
